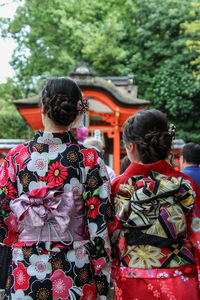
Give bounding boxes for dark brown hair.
[123,109,173,164]
[41,77,82,126]
[120,155,131,173]
[181,142,200,165]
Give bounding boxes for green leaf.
[83,191,89,200]
[92,188,100,197]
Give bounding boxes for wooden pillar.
[113,108,120,176]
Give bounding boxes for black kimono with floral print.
[0,130,113,300]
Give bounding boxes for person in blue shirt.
[180,142,200,187]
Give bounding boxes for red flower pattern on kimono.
[86,197,100,219]
[2,181,17,199]
[0,160,8,186]
[15,145,31,170]
[92,257,107,275]
[4,229,18,246]
[81,149,98,168]
[13,262,31,290]
[46,161,68,184]
[51,270,73,299]
[4,213,18,232]
[80,283,96,300]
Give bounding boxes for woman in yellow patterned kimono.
[111,109,200,300]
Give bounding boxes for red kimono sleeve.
[0,150,19,245]
[187,181,200,290]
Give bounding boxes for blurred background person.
[180,142,200,187]
[84,136,116,181]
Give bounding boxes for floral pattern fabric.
[113,265,199,300]
[111,160,200,299]
[0,130,113,299]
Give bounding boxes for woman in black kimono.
[0,77,113,299]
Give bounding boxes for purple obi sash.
[10,183,85,244]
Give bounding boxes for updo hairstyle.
[41,77,82,126]
[123,109,173,164]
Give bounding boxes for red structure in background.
[172,139,185,171]
[0,64,185,173]
[12,64,149,175]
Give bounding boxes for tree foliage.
[0,78,33,139]
[183,2,200,81]
[0,0,200,142]
[0,99,33,139]
[1,0,130,82]
[0,78,24,101]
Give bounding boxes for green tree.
[1,0,130,84]
[147,60,200,142]
[127,0,200,141]
[0,98,33,139]
[0,0,200,141]
[0,78,24,101]
[183,2,200,81]
[0,78,33,139]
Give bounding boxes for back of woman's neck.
[43,116,69,132]
[44,124,69,132]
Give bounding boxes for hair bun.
[41,77,82,126]
[48,94,78,125]
[123,109,173,163]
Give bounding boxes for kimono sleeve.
[83,153,113,298]
[0,151,18,246]
[187,181,200,290]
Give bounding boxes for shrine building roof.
[14,63,149,108]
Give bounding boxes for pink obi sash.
[10,183,85,244]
